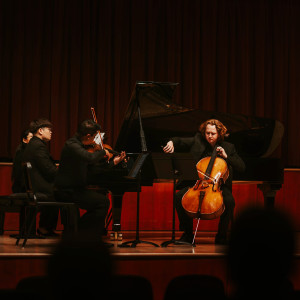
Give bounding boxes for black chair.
[0,288,42,300]
[16,162,78,248]
[111,275,153,300]
[164,274,226,300]
[0,191,33,237]
[16,275,50,300]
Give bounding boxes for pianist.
[55,119,126,237]
[163,119,245,245]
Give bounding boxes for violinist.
[55,119,126,237]
[163,119,245,245]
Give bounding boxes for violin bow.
[91,107,105,149]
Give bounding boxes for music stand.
[118,152,159,248]
[155,153,198,247]
[150,153,180,247]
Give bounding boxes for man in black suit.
[23,118,59,236]
[1,129,33,236]
[11,128,33,193]
[55,119,126,237]
[163,119,245,245]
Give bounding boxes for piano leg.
[258,183,282,208]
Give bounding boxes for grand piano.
[107,81,284,233]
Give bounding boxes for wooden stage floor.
[0,230,227,256]
[1,231,300,300]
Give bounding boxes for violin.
[90,107,124,160]
[85,142,112,155]
[181,146,229,220]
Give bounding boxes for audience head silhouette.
[47,231,113,300]
[228,206,295,299]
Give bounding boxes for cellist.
[163,119,245,245]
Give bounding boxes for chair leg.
[21,207,38,248]
[16,206,37,247]
[16,207,28,246]
[19,206,37,237]
[18,207,26,237]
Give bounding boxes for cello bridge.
[200,181,210,189]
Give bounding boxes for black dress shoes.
[177,232,194,244]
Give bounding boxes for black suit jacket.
[11,143,26,193]
[23,136,57,195]
[55,135,107,190]
[171,132,245,189]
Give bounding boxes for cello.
[181,146,229,220]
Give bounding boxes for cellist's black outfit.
[55,135,111,236]
[171,132,245,244]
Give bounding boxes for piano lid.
[115,81,284,159]
[115,81,188,150]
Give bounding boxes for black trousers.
[39,206,59,232]
[35,193,59,232]
[87,163,131,231]
[175,185,235,239]
[55,189,110,236]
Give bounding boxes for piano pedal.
[110,232,116,241]
[117,232,123,241]
[110,232,123,241]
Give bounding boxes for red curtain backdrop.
[0,0,299,166]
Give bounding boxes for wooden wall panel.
[1,164,299,232]
[0,257,48,289]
